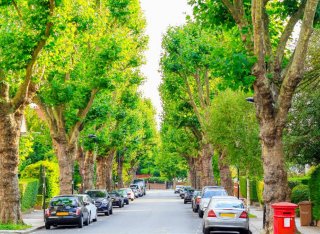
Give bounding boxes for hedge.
[309,166,320,220]
[239,177,259,202]
[19,179,39,211]
[288,176,310,189]
[147,177,166,184]
[291,184,309,204]
[257,180,264,205]
[21,160,60,198]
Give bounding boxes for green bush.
[239,176,247,198]
[291,184,309,204]
[21,160,60,198]
[239,177,258,202]
[309,166,320,220]
[19,179,39,211]
[257,180,264,205]
[288,176,310,189]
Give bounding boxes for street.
[34,190,203,234]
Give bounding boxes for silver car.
[198,188,228,218]
[202,196,249,234]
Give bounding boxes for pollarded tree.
[189,0,320,232]
[0,0,57,224]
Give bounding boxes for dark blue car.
[85,189,113,216]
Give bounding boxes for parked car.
[110,191,125,208]
[120,188,135,201]
[174,185,183,194]
[77,194,98,223]
[44,195,89,229]
[191,190,201,212]
[85,189,113,216]
[117,189,130,205]
[198,187,228,218]
[130,184,143,197]
[202,196,249,234]
[184,188,195,204]
[180,186,192,199]
[132,179,146,195]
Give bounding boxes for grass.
[249,213,257,218]
[0,223,32,230]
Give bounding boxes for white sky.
[139,0,192,125]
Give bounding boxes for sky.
[139,0,192,126]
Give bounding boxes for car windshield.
[203,190,227,198]
[86,191,106,198]
[50,197,78,207]
[110,191,119,196]
[213,201,244,209]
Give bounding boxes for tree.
[0,0,55,224]
[189,0,320,232]
[35,0,147,194]
[160,22,253,187]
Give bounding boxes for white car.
[78,194,98,224]
[198,188,228,218]
[121,188,135,201]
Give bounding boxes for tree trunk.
[262,137,289,234]
[0,113,23,224]
[96,156,107,190]
[77,146,85,193]
[105,150,115,191]
[194,156,203,189]
[201,143,215,186]
[218,150,233,196]
[117,155,124,188]
[187,157,197,188]
[83,150,96,191]
[52,137,76,194]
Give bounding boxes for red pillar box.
[271,202,298,234]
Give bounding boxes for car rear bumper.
[45,216,80,225]
[205,218,249,230]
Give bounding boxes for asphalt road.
[34,190,203,234]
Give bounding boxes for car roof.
[210,196,238,200]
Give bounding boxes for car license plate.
[220,213,235,218]
[56,212,69,216]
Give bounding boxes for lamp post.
[42,165,46,221]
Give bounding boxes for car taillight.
[76,208,81,216]
[239,211,248,218]
[207,210,216,217]
[45,209,51,217]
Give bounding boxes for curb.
[0,225,44,234]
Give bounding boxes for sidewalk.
[0,210,44,234]
[249,206,320,234]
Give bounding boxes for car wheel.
[131,198,134,201]
[78,216,83,228]
[93,212,97,222]
[198,209,204,218]
[110,207,113,215]
[84,214,89,226]
[126,200,129,205]
[105,210,110,216]
[202,225,210,234]
[184,200,187,204]
[45,223,50,230]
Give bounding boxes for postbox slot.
[283,212,292,215]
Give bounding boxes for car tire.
[78,216,83,228]
[93,212,97,222]
[118,201,122,208]
[84,214,89,226]
[45,223,50,230]
[126,200,129,205]
[131,198,134,201]
[105,210,110,216]
[202,225,210,234]
[110,207,113,215]
[198,209,204,218]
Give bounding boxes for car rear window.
[50,197,78,207]
[86,190,107,198]
[203,190,227,198]
[213,201,244,209]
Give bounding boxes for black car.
[85,189,113,216]
[117,189,130,205]
[110,191,125,208]
[184,188,195,204]
[45,195,89,229]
